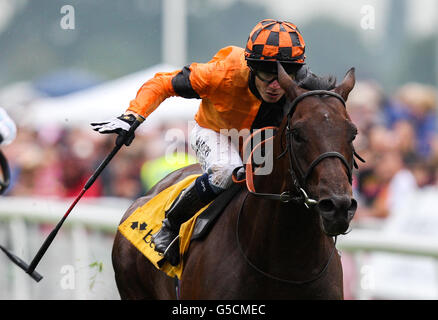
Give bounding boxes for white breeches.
[190,123,243,192]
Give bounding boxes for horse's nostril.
[318,196,356,215]
[317,199,335,213]
[349,198,357,211]
[348,198,358,216]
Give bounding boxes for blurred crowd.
[1,120,194,200]
[1,80,437,226]
[349,81,438,224]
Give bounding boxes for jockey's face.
[254,73,286,103]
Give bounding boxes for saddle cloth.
[118,174,242,279]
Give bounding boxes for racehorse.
[112,64,360,299]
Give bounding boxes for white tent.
[21,64,200,130]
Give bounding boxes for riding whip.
[0,115,145,282]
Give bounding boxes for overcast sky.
[0,0,437,37]
[251,0,438,37]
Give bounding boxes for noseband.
[235,90,365,285]
[248,90,364,208]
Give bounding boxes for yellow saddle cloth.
[118,174,211,279]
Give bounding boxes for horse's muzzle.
[316,195,357,236]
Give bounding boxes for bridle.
[235,89,365,285]
[243,89,364,208]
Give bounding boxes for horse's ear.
[334,67,355,101]
[277,61,305,101]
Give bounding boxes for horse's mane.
[297,73,337,91]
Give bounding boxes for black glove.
[91,113,137,146]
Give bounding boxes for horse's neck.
[239,127,330,277]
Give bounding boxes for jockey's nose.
[269,80,281,89]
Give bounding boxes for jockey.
[92,19,311,265]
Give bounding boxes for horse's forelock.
[297,74,337,91]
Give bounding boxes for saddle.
[118,128,271,278]
[118,174,243,279]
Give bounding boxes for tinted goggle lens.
[253,69,295,83]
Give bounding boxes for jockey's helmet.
[245,19,306,76]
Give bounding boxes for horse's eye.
[349,126,358,143]
[291,129,305,143]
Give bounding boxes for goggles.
[251,67,295,84]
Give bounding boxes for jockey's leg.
[151,123,243,265]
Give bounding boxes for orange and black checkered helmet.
[245,19,306,65]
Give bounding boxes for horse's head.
[277,63,358,236]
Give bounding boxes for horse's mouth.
[319,215,352,237]
[313,194,357,237]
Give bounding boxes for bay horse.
[112,64,360,299]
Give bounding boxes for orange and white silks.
[127,46,262,133]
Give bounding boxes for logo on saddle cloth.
[118,174,210,279]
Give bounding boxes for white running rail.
[0,196,132,300]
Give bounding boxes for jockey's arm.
[126,46,238,120]
[90,65,209,144]
[91,46,233,143]
[91,69,191,143]
[126,70,181,118]
[123,110,141,117]
[126,59,216,119]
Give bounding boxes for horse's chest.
[182,242,344,299]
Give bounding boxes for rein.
[236,191,338,285]
[232,90,363,285]
[234,90,364,208]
